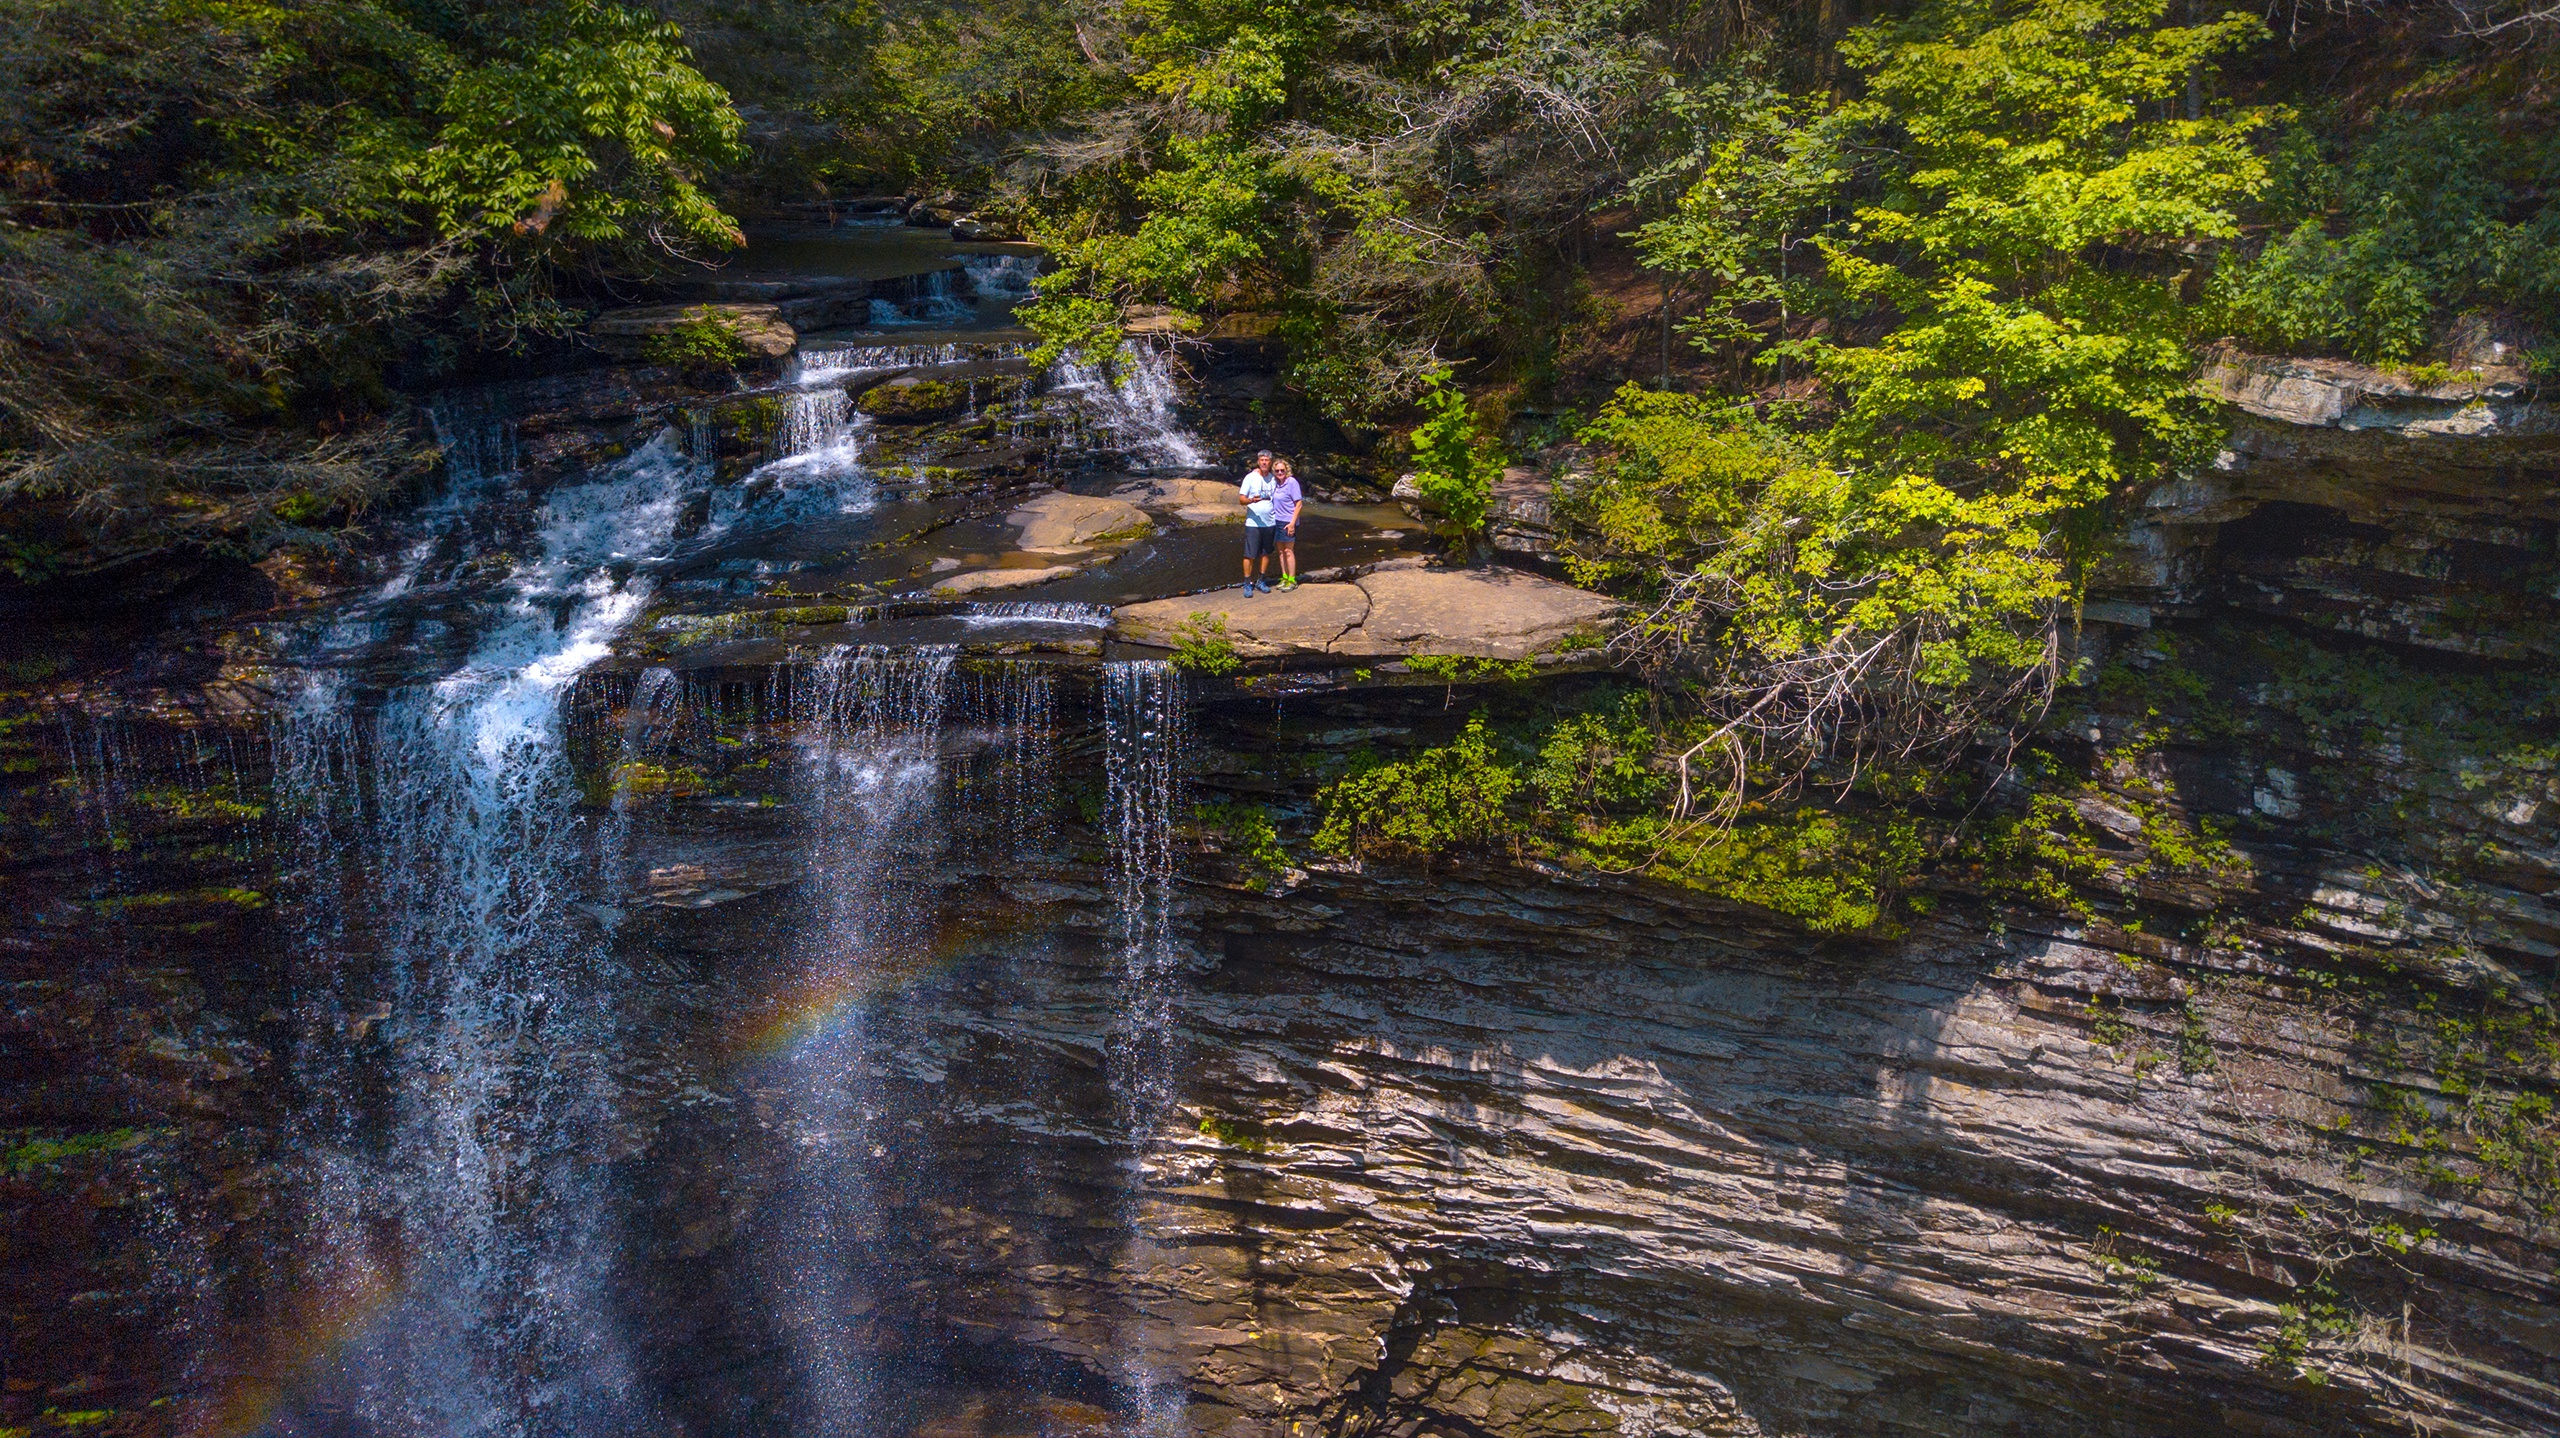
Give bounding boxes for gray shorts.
[1244,524,1279,559]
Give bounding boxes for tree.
[0,0,745,575]
[1574,0,2272,833]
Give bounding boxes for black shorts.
[1244,524,1279,559]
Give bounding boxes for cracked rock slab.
[1007,493,1152,548]
[932,565,1079,597]
[1111,567,1618,659]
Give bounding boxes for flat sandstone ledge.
[1112,566,1619,660]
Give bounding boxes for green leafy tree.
[1406,368,1504,551]
[1577,0,2271,837]
[0,0,746,572]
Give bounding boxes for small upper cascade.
[867,268,974,327]
[962,252,1040,306]
[1050,340,1208,471]
[775,385,854,456]
[951,600,1113,627]
[425,395,520,490]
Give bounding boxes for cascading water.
[867,269,974,328]
[776,385,853,456]
[951,600,1114,628]
[1099,658,1189,1433]
[760,644,958,1436]
[262,433,709,1438]
[1050,341,1207,471]
[718,368,875,528]
[961,253,1041,311]
[791,340,1030,382]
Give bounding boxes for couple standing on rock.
[1237,450,1302,594]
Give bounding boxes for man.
[1271,458,1303,590]
[1237,449,1278,594]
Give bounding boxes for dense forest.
[2,0,2554,906]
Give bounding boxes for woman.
[1271,458,1304,591]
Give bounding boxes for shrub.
[642,308,756,372]
[2216,111,2558,364]
[1170,611,1242,675]
[1313,716,1518,858]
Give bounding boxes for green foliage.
[642,309,758,372]
[1313,716,1518,859]
[2218,111,2560,363]
[1406,369,1505,541]
[1633,64,1850,369]
[4,1127,147,1175]
[1593,0,2273,829]
[1196,1112,1273,1153]
[1012,0,1710,423]
[1170,611,1242,676]
[1194,799,1290,890]
[2263,1281,2358,1384]
[1527,689,1665,817]
[0,0,746,570]
[1597,807,1923,932]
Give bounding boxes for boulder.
[1112,567,1618,660]
[1114,477,1245,526]
[1486,467,1558,561]
[952,217,1018,241]
[856,377,970,423]
[590,303,796,361]
[1123,306,1197,336]
[931,566,1077,597]
[1006,493,1152,548]
[1344,566,1618,658]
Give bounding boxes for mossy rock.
[857,378,969,423]
[767,605,850,626]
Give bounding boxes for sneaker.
[1279,577,1298,591]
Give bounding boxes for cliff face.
[1,347,2554,1438]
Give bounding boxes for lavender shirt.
[1271,476,1303,529]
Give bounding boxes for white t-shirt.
[1239,470,1277,527]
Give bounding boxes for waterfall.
[950,600,1113,627]
[1099,658,1188,1433]
[594,665,681,913]
[761,645,957,1437]
[952,659,1059,855]
[426,397,520,490]
[262,433,708,1438]
[961,253,1041,308]
[1049,341,1207,471]
[790,340,1030,383]
[721,376,873,527]
[867,268,974,327]
[776,385,853,455]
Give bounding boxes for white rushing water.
[1100,658,1190,1433]
[716,365,879,529]
[1051,341,1208,470]
[266,432,710,1438]
[767,645,958,1436]
[867,268,975,327]
[962,252,1040,307]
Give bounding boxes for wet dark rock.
[861,378,974,424]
